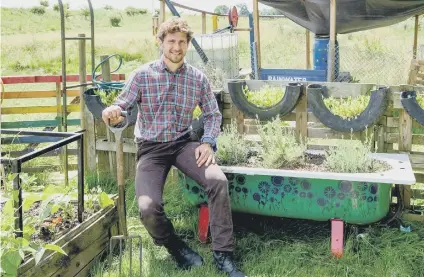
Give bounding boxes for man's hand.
[102,105,124,126]
[195,143,215,167]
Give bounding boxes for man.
[102,17,246,277]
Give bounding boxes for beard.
[164,51,184,64]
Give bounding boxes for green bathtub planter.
[176,152,416,257]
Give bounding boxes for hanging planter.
[83,87,138,126]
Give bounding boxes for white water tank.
[185,33,239,87]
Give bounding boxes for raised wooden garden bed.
[17,195,119,277]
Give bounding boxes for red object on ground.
[228,6,239,28]
[198,204,209,243]
[331,219,344,258]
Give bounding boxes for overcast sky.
[0,0,271,12]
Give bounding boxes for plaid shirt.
[113,55,222,149]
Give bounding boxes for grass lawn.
[84,175,424,277]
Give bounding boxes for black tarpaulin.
[259,0,424,35]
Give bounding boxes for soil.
[0,199,100,245]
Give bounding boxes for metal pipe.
[12,160,23,238]
[88,0,95,79]
[18,134,82,163]
[77,135,84,223]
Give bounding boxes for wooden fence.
[1,73,126,174]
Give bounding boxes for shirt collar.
[158,54,187,74]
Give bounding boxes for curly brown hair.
[157,17,194,42]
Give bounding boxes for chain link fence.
[331,41,416,85]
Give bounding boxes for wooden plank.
[19,206,118,276]
[386,117,423,129]
[398,109,413,152]
[307,128,362,140]
[1,104,80,114]
[410,153,424,169]
[2,90,80,99]
[253,0,261,68]
[1,136,62,144]
[1,119,80,129]
[74,223,119,276]
[18,202,116,274]
[202,12,206,34]
[386,133,424,144]
[296,86,307,142]
[96,139,137,154]
[1,74,125,84]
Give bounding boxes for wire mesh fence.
[185,33,239,89]
[331,41,416,85]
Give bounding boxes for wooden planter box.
[17,196,119,277]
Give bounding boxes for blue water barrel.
[313,36,339,78]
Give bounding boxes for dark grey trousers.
[135,134,234,252]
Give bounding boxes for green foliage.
[39,0,48,7]
[81,8,90,19]
[417,94,424,108]
[110,15,122,27]
[216,121,251,166]
[125,7,147,16]
[94,89,120,106]
[214,5,229,15]
[30,6,45,15]
[324,131,386,173]
[243,84,285,108]
[104,5,113,10]
[0,175,115,276]
[255,116,306,169]
[323,95,370,119]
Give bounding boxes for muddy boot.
[164,237,204,270]
[213,251,246,277]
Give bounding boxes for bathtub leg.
[198,203,209,243]
[331,219,344,258]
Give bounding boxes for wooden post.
[413,15,419,59]
[253,0,261,68]
[79,34,96,175]
[160,0,166,23]
[399,85,413,209]
[296,85,308,142]
[152,15,159,36]
[327,0,337,82]
[212,15,218,32]
[100,55,116,177]
[202,12,206,34]
[306,30,311,69]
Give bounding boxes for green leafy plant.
[255,116,306,169]
[323,95,370,120]
[30,6,45,15]
[110,15,122,27]
[216,120,251,166]
[243,84,285,108]
[324,131,387,173]
[95,89,120,106]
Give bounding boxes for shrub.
[324,131,386,173]
[125,7,147,16]
[323,95,370,120]
[39,0,49,7]
[243,84,285,108]
[216,121,251,166]
[104,5,113,10]
[255,116,306,169]
[110,15,121,27]
[30,6,45,15]
[81,8,90,19]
